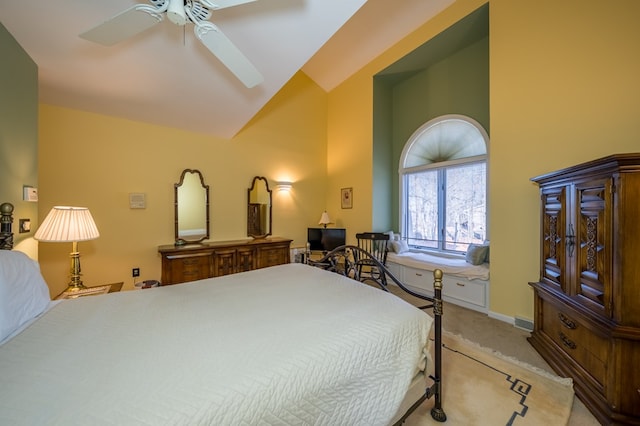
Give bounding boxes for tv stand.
[306,250,329,262]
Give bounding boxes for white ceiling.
[0,0,454,139]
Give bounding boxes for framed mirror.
[247,176,272,239]
[175,169,209,245]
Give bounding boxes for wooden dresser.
[158,237,292,285]
[529,154,640,425]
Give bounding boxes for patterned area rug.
[404,332,574,425]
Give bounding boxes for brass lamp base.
[65,242,87,292]
[64,282,87,292]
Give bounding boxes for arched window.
[399,114,489,253]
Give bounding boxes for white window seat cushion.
[387,251,489,281]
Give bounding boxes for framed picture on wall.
[341,187,353,209]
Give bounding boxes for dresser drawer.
[256,244,289,269]
[159,238,292,284]
[540,299,609,386]
[165,252,211,284]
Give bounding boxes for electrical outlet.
[19,219,31,233]
[132,268,140,277]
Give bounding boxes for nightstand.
[55,282,124,300]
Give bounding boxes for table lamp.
[34,206,100,292]
[318,211,333,228]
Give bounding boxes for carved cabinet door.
[540,177,614,318]
[236,247,255,273]
[573,177,613,317]
[213,248,237,277]
[540,185,569,293]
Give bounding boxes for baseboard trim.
[487,311,534,331]
[514,316,534,332]
[488,310,514,325]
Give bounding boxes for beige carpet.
[404,332,575,426]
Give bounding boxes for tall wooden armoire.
[529,153,640,425]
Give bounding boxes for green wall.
[372,80,394,231]
[372,30,489,233]
[0,22,38,254]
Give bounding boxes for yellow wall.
[327,0,640,321]
[37,72,328,296]
[326,75,375,242]
[31,0,640,320]
[489,0,640,319]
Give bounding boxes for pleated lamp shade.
[34,206,100,242]
[318,211,333,227]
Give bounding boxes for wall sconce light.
[276,182,292,191]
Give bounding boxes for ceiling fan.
[79,0,263,88]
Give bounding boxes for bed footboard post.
[0,203,14,250]
[431,269,447,422]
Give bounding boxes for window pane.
[406,171,438,249]
[444,163,486,251]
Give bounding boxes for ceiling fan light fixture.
[80,0,263,87]
[167,0,187,25]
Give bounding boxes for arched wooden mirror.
[247,176,272,239]
[175,169,210,245]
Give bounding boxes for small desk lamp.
[318,211,333,228]
[34,206,100,292]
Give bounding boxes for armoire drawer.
[540,299,609,386]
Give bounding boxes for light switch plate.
[23,186,38,202]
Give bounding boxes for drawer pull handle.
[558,313,577,329]
[559,332,577,350]
[415,273,423,277]
[456,282,465,287]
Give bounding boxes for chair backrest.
[356,232,390,265]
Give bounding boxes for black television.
[307,227,346,252]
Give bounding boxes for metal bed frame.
[0,202,14,250]
[0,203,446,423]
[308,245,447,423]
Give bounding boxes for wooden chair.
[355,232,390,281]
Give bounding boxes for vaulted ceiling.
[0,0,454,138]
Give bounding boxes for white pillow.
[465,243,489,265]
[0,251,51,342]
[390,240,410,254]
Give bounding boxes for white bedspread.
[0,263,432,425]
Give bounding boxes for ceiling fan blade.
[195,22,263,88]
[200,0,258,10]
[79,4,165,46]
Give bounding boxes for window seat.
[386,251,490,313]
[387,251,489,281]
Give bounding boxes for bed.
[0,202,446,425]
